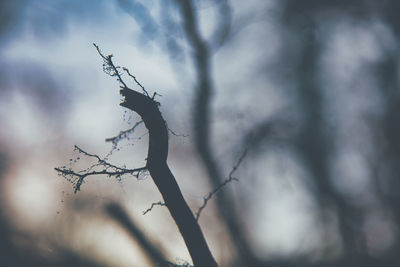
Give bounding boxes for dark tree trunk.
[120,88,218,267]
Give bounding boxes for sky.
[1,0,397,266]
[0,1,283,265]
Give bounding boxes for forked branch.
[56,44,218,267]
[55,145,147,193]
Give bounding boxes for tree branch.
[55,165,147,193]
[174,0,255,262]
[195,149,247,220]
[105,120,144,154]
[93,44,218,267]
[143,201,166,215]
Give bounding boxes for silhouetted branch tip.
[94,44,162,105]
[93,43,106,60]
[94,43,127,88]
[228,148,247,178]
[143,201,166,215]
[55,165,147,193]
[168,127,189,138]
[151,92,162,104]
[195,149,247,220]
[105,120,144,154]
[122,67,150,97]
[55,144,147,193]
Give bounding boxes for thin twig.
[74,145,127,172]
[143,201,166,215]
[122,67,149,97]
[105,120,144,156]
[195,149,247,220]
[94,43,161,104]
[93,43,127,88]
[55,166,147,193]
[168,127,189,137]
[228,148,247,179]
[55,145,147,193]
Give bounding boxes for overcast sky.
[1,0,395,266]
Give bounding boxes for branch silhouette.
[55,44,218,267]
[195,149,247,221]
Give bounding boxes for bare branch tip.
[143,201,166,215]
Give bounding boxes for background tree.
[1,0,400,266]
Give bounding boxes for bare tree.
[56,44,218,267]
[3,0,400,266]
